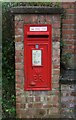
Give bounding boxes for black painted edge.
[10,6,64,14]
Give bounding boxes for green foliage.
[2,2,16,118]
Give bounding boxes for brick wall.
[15,14,61,118]
[60,84,76,118]
[61,2,75,68]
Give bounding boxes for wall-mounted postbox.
[24,24,52,90]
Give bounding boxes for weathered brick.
[15,42,23,50]
[15,15,23,21]
[15,21,23,28]
[51,15,60,22]
[20,103,26,109]
[26,97,34,102]
[52,29,60,37]
[39,15,45,23]
[15,50,23,56]
[33,103,43,108]
[30,15,38,23]
[43,104,53,108]
[34,109,46,117]
[52,75,59,83]
[35,96,40,102]
[16,76,24,83]
[15,28,23,35]
[64,40,74,44]
[66,9,75,14]
[15,36,23,42]
[71,92,76,96]
[53,22,60,28]
[52,83,59,89]
[53,65,60,69]
[16,70,24,77]
[62,2,74,9]
[24,15,31,23]
[62,34,75,39]
[62,24,74,29]
[52,37,60,42]
[16,83,23,89]
[62,30,75,34]
[45,15,52,24]
[48,107,59,114]
[16,96,22,103]
[15,63,23,70]
[16,103,21,109]
[15,56,23,63]
[62,19,74,24]
[53,69,60,75]
[65,15,74,19]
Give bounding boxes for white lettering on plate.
[30,27,47,31]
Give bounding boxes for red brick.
[53,29,60,37]
[71,92,76,96]
[52,15,60,22]
[53,104,59,107]
[33,103,43,108]
[39,15,45,23]
[28,103,33,108]
[15,28,23,35]
[53,69,60,75]
[45,15,52,24]
[62,25,74,29]
[27,97,33,102]
[35,97,40,102]
[53,65,60,69]
[52,76,59,83]
[16,70,24,77]
[63,45,74,49]
[15,36,23,42]
[62,19,74,24]
[15,63,23,70]
[63,49,74,54]
[30,15,38,23]
[62,2,74,8]
[23,15,30,23]
[16,76,24,83]
[43,104,53,108]
[53,22,60,28]
[53,96,59,102]
[16,103,21,109]
[62,34,75,38]
[15,56,23,63]
[62,30,75,34]
[16,109,21,115]
[16,89,21,95]
[16,97,22,103]
[52,83,59,89]
[15,21,23,28]
[20,104,26,109]
[16,83,23,89]
[15,50,23,56]
[64,41,74,44]
[65,15,74,19]
[66,9,75,14]
[52,37,60,42]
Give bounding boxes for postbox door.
[24,43,51,90]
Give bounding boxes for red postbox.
[24,24,52,90]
